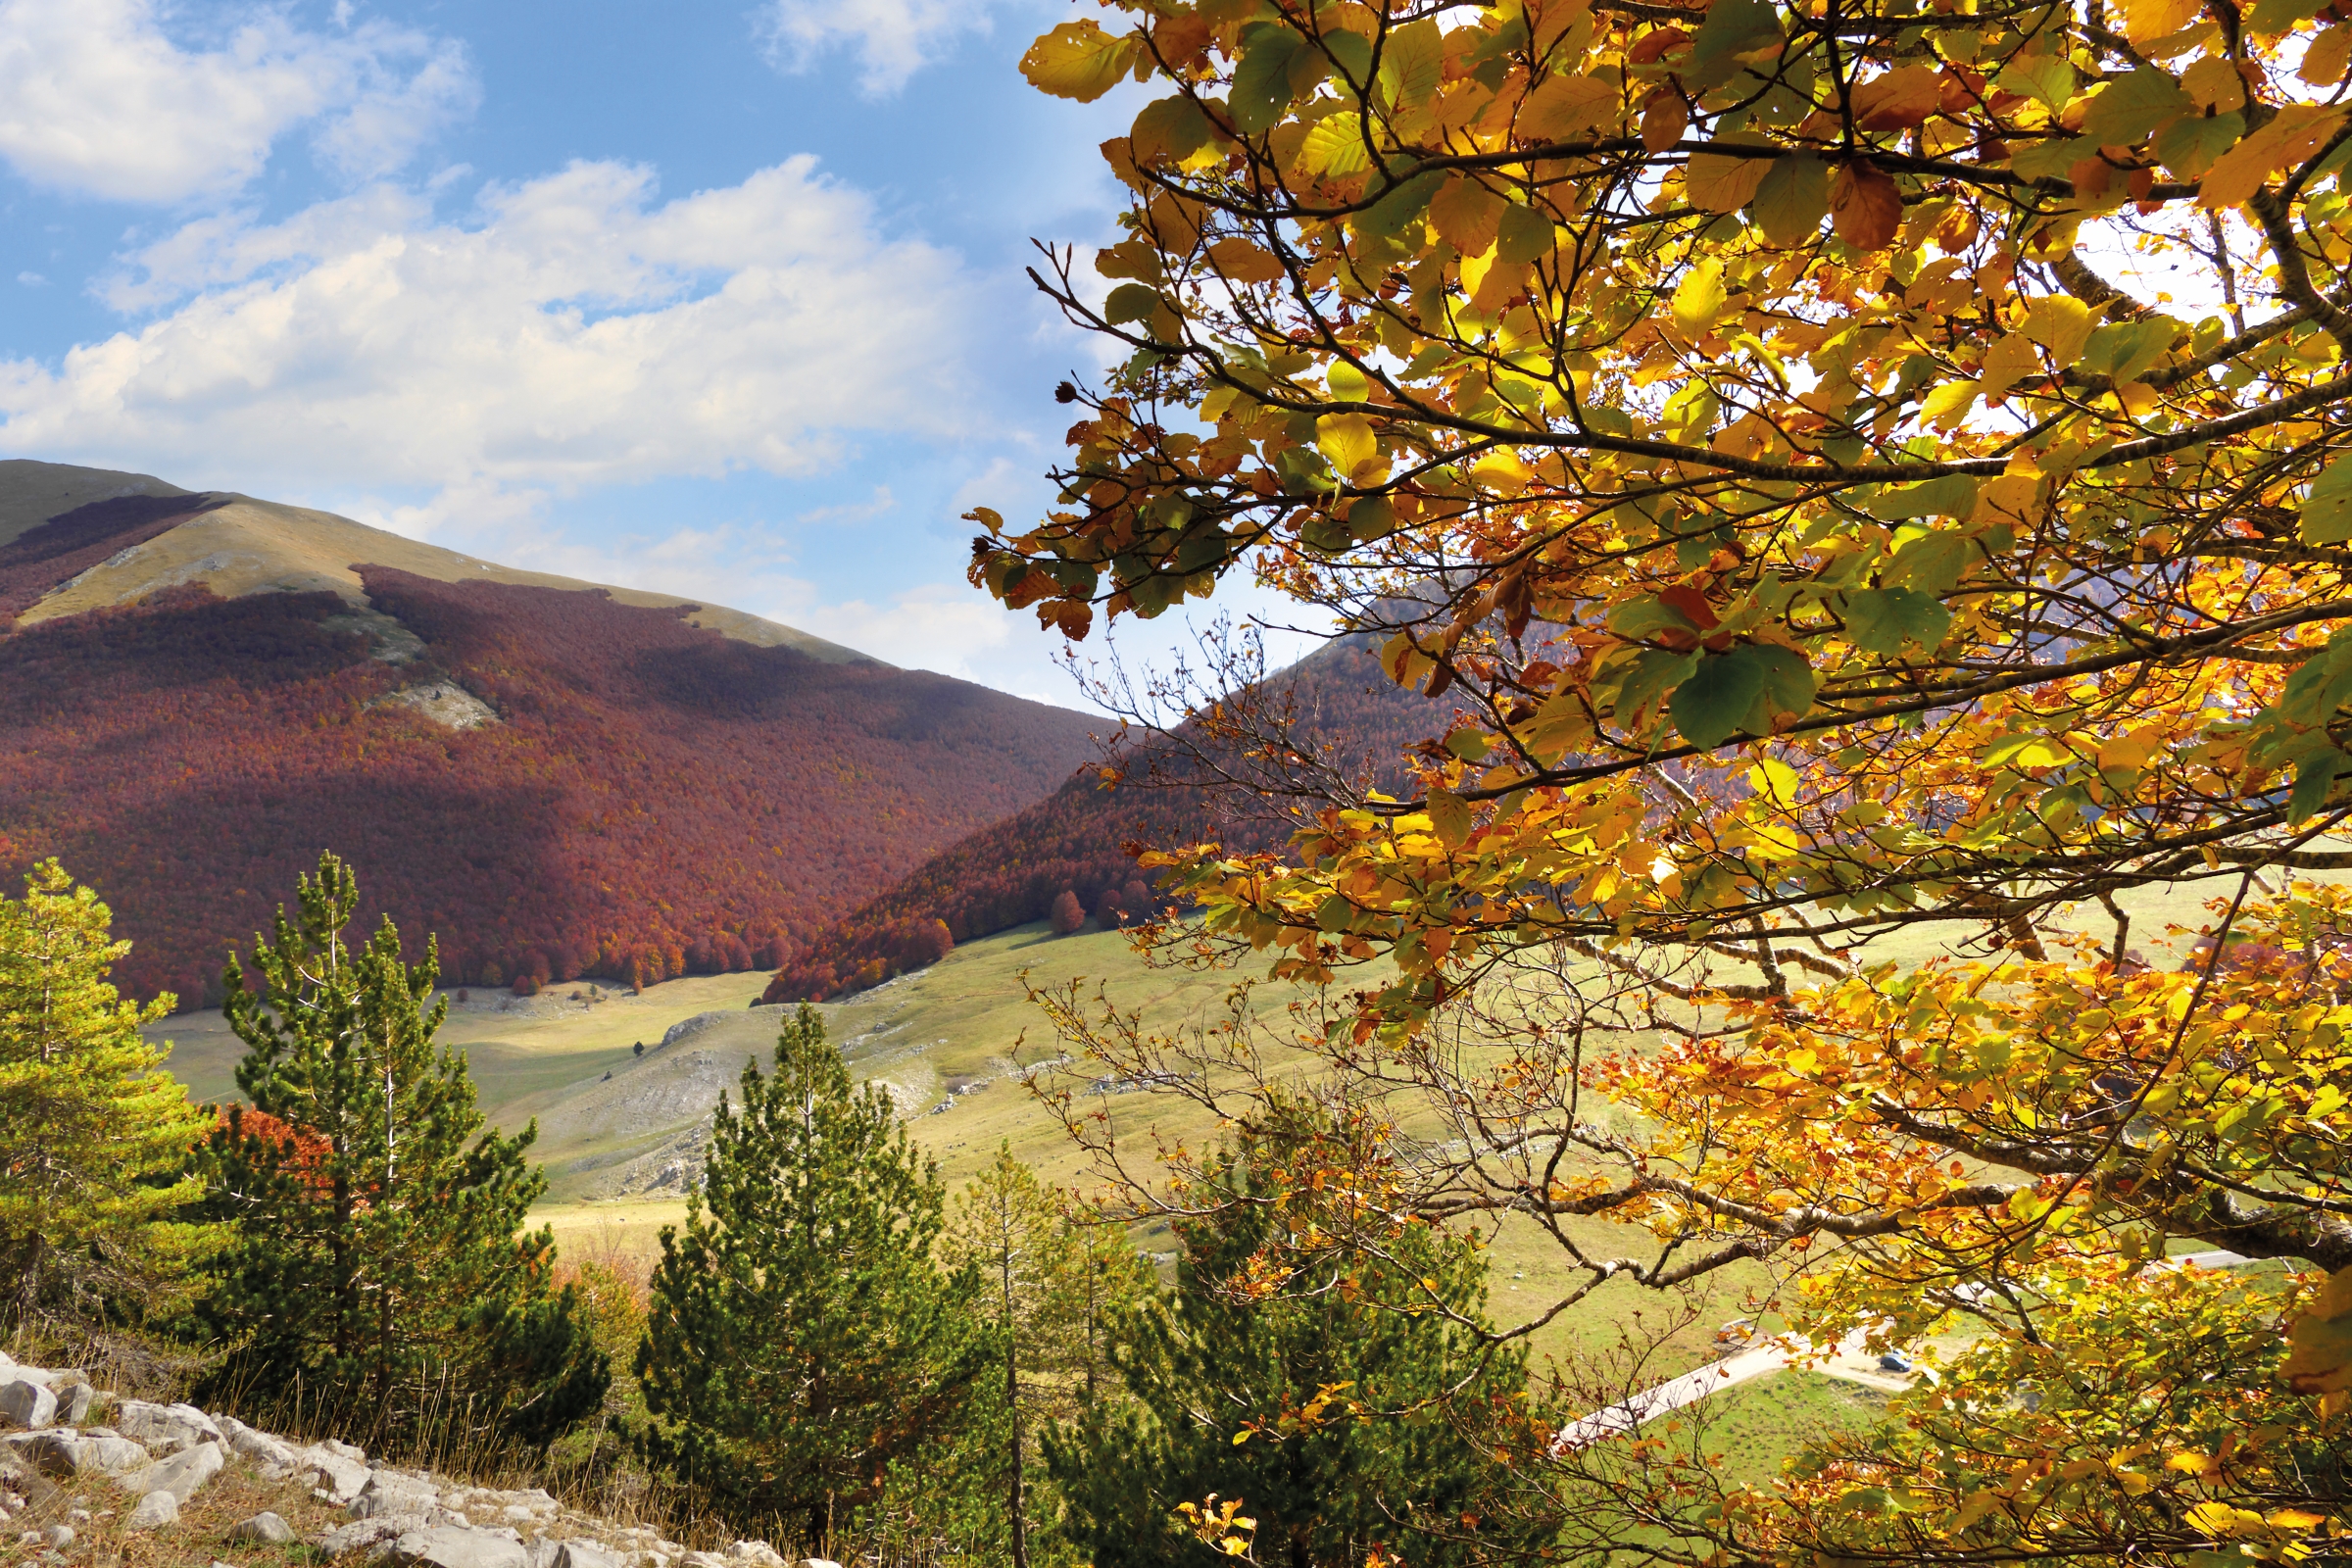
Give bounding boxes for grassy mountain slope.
[0,460,1103,1006]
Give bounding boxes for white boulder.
[125,1489,179,1530]
[229,1511,298,1544]
[121,1438,224,1502]
[113,1400,222,1453]
[385,1526,532,1568]
[0,1380,56,1431]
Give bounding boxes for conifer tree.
[942,1143,1152,1568]
[636,1004,992,1549]
[197,851,605,1446]
[1048,1111,1536,1568]
[0,860,210,1336]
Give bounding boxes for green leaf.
[1377,19,1446,108]
[1103,283,1160,325]
[1133,96,1219,163]
[1608,647,1699,726]
[2010,135,2086,179]
[1890,530,1979,596]
[1232,25,1307,133]
[1750,154,1829,246]
[2303,456,2352,544]
[2292,749,2348,823]
[1323,29,1375,87]
[1671,648,1770,748]
[1843,586,1953,656]
[1996,53,2077,113]
[2155,110,2244,179]
[1745,643,1818,727]
[1353,170,1442,240]
[1496,203,1556,264]
[1863,474,1981,519]
[1688,0,1783,90]
[1604,597,1704,639]
[2079,68,2192,144]
[2083,317,2180,382]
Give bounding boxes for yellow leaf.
[1298,115,1374,177]
[1316,414,1379,478]
[1521,74,1617,140]
[1979,332,2043,398]
[2270,1510,2328,1531]
[1020,21,1142,102]
[1471,448,1534,493]
[2201,105,2345,209]
[2184,56,2247,109]
[1429,175,1506,256]
[1208,237,1287,284]
[1922,378,1979,429]
[1687,145,1774,211]
[1973,472,2044,526]
[2020,294,2094,365]
[2304,27,2352,84]
[1672,257,1728,338]
[2119,0,2202,42]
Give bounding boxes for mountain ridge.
[0,460,1103,1009]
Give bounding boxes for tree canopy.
[992,0,2352,1556]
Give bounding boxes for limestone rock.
[126,1490,179,1530]
[315,1517,415,1557]
[21,1431,148,1478]
[54,1384,93,1427]
[122,1439,225,1502]
[227,1425,299,1471]
[553,1543,620,1568]
[302,1444,372,1504]
[229,1511,298,1544]
[114,1400,223,1453]
[385,1526,531,1568]
[727,1544,784,1568]
[0,1380,56,1431]
[356,1471,442,1519]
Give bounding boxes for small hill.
[760,630,1440,1001]
[0,460,1103,1006]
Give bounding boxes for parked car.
[1878,1350,1914,1373]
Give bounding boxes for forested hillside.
[763,633,1439,1000]
[0,464,1102,1007]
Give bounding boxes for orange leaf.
[1851,65,1944,132]
[1641,89,1690,152]
[1830,160,1903,249]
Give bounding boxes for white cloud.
[754,0,1021,95]
[0,158,982,489]
[0,0,474,203]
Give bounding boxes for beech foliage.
[989,0,2352,1555]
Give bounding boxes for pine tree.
[941,1143,1152,1568]
[196,851,606,1446]
[0,861,210,1337]
[636,1004,993,1549]
[1048,1110,1538,1568]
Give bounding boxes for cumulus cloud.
[754,0,1021,95]
[0,158,981,489]
[0,0,475,203]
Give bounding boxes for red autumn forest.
[762,634,1438,1001]
[0,562,1102,1008]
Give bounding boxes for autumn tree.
[197,851,607,1447]
[1051,889,1086,935]
[986,0,2352,1555]
[0,861,209,1338]
[1046,1105,1539,1568]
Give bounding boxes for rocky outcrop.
[1,1358,822,1568]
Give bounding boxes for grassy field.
[145,869,2275,1410]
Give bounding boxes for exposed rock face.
[0,1369,796,1568]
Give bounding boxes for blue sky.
[0,0,1300,708]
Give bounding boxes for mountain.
[761,629,1441,1002]
[0,460,1103,1007]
